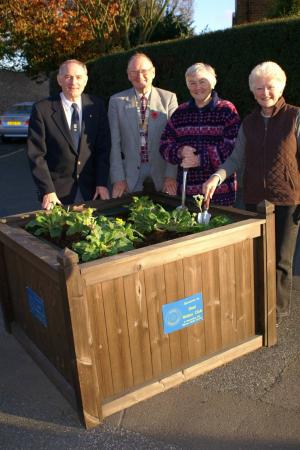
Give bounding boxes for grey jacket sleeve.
[214,124,246,183]
[108,96,126,184]
[164,93,178,179]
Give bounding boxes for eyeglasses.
[187,79,210,87]
[128,68,154,76]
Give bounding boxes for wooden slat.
[123,272,153,385]
[202,249,222,354]
[163,260,190,369]
[144,266,172,377]
[182,255,206,361]
[183,336,262,380]
[0,222,60,281]
[102,336,263,418]
[4,246,73,383]
[242,240,255,337]
[81,220,264,284]
[85,284,114,398]
[257,201,277,346]
[218,245,238,348]
[101,278,134,394]
[233,241,254,341]
[58,249,103,428]
[0,241,14,331]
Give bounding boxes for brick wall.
[233,0,274,25]
[0,71,49,113]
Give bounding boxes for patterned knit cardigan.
[159,91,241,205]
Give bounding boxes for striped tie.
[71,103,80,151]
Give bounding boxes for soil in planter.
[134,229,189,248]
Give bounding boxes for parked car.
[0,102,34,142]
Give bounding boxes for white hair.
[185,63,217,89]
[58,59,88,75]
[249,61,286,93]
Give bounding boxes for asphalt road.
[0,140,40,216]
[0,140,299,450]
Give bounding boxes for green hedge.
[50,17,300,118]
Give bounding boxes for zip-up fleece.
[243,97,299,205]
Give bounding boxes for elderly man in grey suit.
[108,53,178,198]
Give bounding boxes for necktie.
[71,103,80,151]
[140,96,148,163]
[140,95,147,121]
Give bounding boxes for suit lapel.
[51,96,78,154]
[148,87,163,146]
[125,89,140,146]
[79,94,90,153]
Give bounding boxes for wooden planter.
[0,194,276,428]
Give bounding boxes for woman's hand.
[202,175,220,201]
[180,146,200,168]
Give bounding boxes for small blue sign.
[26,287,48,328]
[162,292,203,334]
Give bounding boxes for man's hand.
[202,175,220,202]
[180,145,200,169]
[112,180,129,198]
[162,177,177,196]
[93,186,110,200]
[42,193,61,210]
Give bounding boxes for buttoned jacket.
[108,86,177,191]
[27,94,111,204]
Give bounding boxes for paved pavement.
[0,141,300,449]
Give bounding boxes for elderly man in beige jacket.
[108,52,178,198]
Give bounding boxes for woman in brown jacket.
[203,61,300,325]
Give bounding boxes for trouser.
[132,163,155,193]
[247,204,299,317]
[74,188,84,202]
[275,205,300,317]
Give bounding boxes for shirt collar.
[189,90,219,111]
[134,89,151,100]
[60,92,82,111]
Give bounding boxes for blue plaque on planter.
[162,292,203,334]
[26,287,48,327]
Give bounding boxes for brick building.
[233,0,274,25]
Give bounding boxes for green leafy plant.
[127,196,170,233]
[72,216,142,262]
[65,207,98,237]
[25,198,232,262]
[193,194,205,212]
[210,215,231,227]
[127,196,228,234]
[25,205,69,238]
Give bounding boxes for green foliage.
[72,216,141,261]
[25,199,231,262]
[49,17,300,118]
[25,205,142,261]
[127,196,171,233]
[25,205,69,239]
[130,10,193,46]
[270,0,300,17]
[209,215,231,227]
[127,196,230,234]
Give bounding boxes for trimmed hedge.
[50,17,300,118]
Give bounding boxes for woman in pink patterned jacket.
[159,62,240,205]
